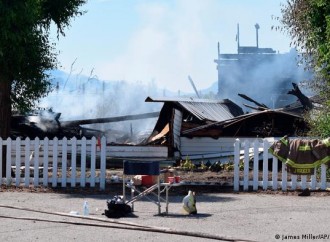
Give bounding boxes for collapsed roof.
[181,109,308,138]
[145,96,243,122]
[145,93,310,146]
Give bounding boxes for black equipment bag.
[104,196,132,218]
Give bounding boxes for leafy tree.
[0,0,86,175]
[278,0,330,137]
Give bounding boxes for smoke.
[216,48,313,110]
[39,70,170,137]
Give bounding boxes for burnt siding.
[173,109,182,150]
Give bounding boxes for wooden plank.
[90,137,96,187]
[233,139,240,191]
[24,138,31,187]
[272,157,278,190]
[150,124,169,142]
[179,137,253,156]
[291,175,297,190]
[71,138,77,188]
[173,109,182,150]
[243,140,249,191]
[15,138,21,186]
[43,138,49,187]
[80,137,87,187]
[52,138,58,187]
[321,164,327,190]
[253,140,259,190]
[262,140,269,190]
[181,138,263,146]
[181,137,250,144]
[34,138,40,186]
[181,142,236,148]
[107,146,167,152]
[106,148,168,158]
[6,138,12,185]
[311,169,316,190]
[100,137,106,190]
[301,175,307,190]
[282,163,287,191]
[187,151,235,160]
[181,147,235,154]
[61,138,68,187]
[181,142,236,149]
[0,138,3,185]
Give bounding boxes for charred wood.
[61,112,160,127]
[238,93,268,109]
[287,83,313,111]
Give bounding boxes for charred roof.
[145,96,243,122]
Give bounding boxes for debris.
[104,196,132,218]
[298,189,311,197]
[238,93,268,109]
[287,82,313,111]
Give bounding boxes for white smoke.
[39,70,168,137]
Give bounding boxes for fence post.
[52,137,58,187]
[321,164,327,190]
[6,138,12,185]
[0,138,2,185]
[61,137,68,187]
[253,140,259,191]
[15,137,21,186]
[90,137,96,187]
[291,174,297,190]
[262,139,269,190]
[272,156,278,190]
[71,137,77,187]
[100,136,106,190]
[24,138,31,187]
[234,138,240,192]
[34,137,40,187]
[310,168,316,190]
[301,175,307,190]
[43,137,49,187]
[243,140,250,191]
[282,163,287,191]
[80,137,87,187]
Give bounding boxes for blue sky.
[51,0,291,93]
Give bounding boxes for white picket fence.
[233,139,330,191]
[0,137,107,190]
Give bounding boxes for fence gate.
[0,137,107,190]
[233,138,330,191]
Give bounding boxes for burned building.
[144,96,310,163]
[214,24,313,109]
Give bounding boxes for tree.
[279,0,330,137]
[0,0,86,175]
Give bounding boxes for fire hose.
[0,204,255,242]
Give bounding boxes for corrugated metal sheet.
[178,101,234,122]
[145,96,235,122]
[145,96,225,103]
[182,109,303,135]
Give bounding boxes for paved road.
[0,191,330,242]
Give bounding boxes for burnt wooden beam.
[61,112,160,127]
[238,93,268,108]
[242,103,268,111]
[287,83,313,110]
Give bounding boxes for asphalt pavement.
[0,190,330,242]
